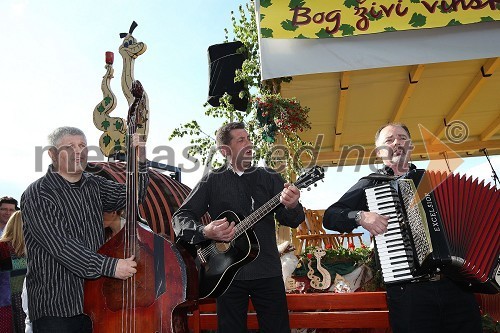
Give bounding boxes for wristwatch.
[354,211,363,225]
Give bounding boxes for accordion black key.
[365,169,499,293]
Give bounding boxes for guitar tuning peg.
[314,183,318,187]
[307,187,311,191]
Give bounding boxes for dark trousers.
[386,278,482,333]
[32,314,92,333]
[216,276,290,333]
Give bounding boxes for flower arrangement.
[301,244,372,266]
[254,94,312,142]
[293,244,376,287]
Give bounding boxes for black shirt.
[172,165,304,280]
[323,164,416,233]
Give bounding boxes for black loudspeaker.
[207,41,248,111]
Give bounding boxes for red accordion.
[366,169,499,293]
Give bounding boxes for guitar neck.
[124,131,139,255]
[234,193,281,238]
[229,165,324,240]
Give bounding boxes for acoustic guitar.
[195,166,324,299]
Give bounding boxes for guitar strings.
[197,194,280,258]
[196,175,316,258]
[123,117,139,332]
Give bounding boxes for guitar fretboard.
[233,193,281,239]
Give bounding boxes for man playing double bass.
[21,126,149,333]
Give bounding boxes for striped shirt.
[21,164,149,321]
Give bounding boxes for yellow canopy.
[280,57,500,166]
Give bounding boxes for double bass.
[84,80,197,332]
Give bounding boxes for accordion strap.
[361,173,397,182]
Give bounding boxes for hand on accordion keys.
[358,211,389,236]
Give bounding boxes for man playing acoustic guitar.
[173,122,305,333]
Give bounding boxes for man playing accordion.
[323,123,482,333]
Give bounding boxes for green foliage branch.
[169,1,313,181]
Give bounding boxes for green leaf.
[260,0,272,8]
[288,0,305,8]
[339,24,355,36]
[104,96,112,105]
[97,104,105,113]
[344,0,359,8]
[102,135,111,147]
[480,16,494,22]
[384,26,397,32]
[447,19,462,26]
[410,0,420,3]
[315,28,334,38]
[281,19,298,31]
[101,119,110,130]
[113,119,123,130]
[294,34,308,39]
[261,27,273,38]
[408,13,426,27]
[367,11,383,21]
[113,140,122,151]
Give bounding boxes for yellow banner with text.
[259,0,500,38]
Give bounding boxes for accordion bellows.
[427,171,499,291]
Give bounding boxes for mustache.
[394,140,414,154]
[394,146,406,154]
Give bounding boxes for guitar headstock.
[294,166,325,190]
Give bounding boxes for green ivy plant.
[169,1,313,181]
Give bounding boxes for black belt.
[411,272,445,283]
[428,272,445,282]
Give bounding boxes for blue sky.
[1,0,498,243]
[1,0,237,197]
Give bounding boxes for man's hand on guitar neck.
[203,217,236,242]
[280,183,300,209]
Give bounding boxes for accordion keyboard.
[366,183,415,283]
